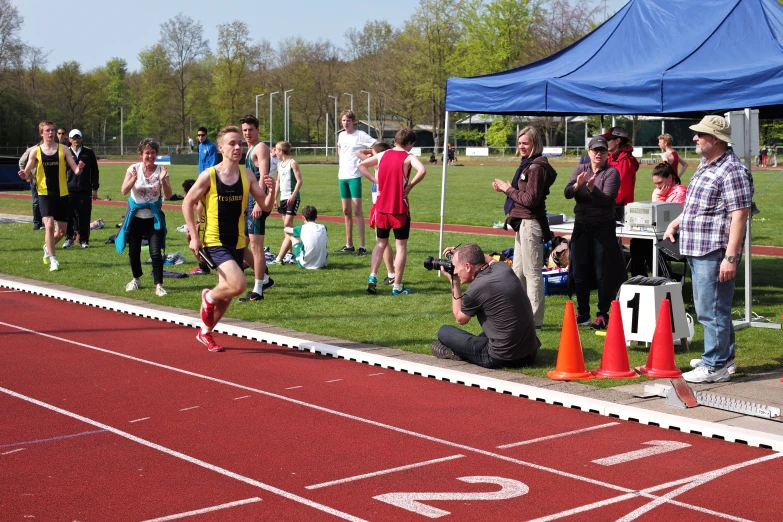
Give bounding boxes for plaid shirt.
[680,148,754,257]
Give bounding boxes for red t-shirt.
[375,149,410,215]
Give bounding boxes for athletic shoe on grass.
[392,287,411,295]
[262,277,275,290]
[238,291,264,302]
[382,276,395,285]
[189,267,209,275]
[201,289,216,329]
[196,331,223,352]
[43,245,48,264]
[431,341,461,360]
[590,315,608,330]
[62,238,75,249]
[49,259,59,272]
[366,275,377,295]
[155,286,167,296]
[125,279,140,291]
[334,245,355,253]
[355,246,367,256]
[682,364,731,384]
[80,243,91,249]
[690,357,736,375]
[575,314,591,326]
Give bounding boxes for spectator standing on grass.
[285,205,328,269]
[270,141,303,266]
[492,126,557,331]
[63,129,99,249]
[335,109,377,256]
[357,128,426,296]
[182,126,274,352]
[197,127,217,174]
[431,243,540,368]
[18,121,85,272]
[356,142,396,286]
[664,115,753,384]
[117,138,172,296]
[564,136,627,330]
[237,114,276,303]
[602,126,639,220]
[19,142,43,230]
[658,133,689,178]
[188,135,195,152]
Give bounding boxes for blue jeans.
[687,249,736,370]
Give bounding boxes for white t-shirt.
[293,222,328,269]
[337,129,376,180]
[130,162,162,219]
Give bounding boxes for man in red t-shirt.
[357,128,427,295]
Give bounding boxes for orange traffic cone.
[636,299,683,378]
[548,301,594,380]
[593,300,638,379]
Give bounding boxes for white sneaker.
[155,286,167,296]
[125,279,140,291]
[682,365,731,384]
[49,259,59,272]
[690,357,736,375]
[282,252,295,264]
[43,245,49,264]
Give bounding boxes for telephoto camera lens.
[423,256,455,274]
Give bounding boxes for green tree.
[211,21,260,125]
[486,116,514,147]
[133,44,175,142]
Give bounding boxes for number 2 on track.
[373,476,529,518]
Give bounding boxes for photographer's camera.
[424,254,454,274]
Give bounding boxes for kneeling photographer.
[428,243,540,368]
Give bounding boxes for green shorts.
[293,241,305,268]
[339,178,362,199]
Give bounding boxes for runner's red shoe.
[196,331,223,352]
[201,289,215,329]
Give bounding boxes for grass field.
[1,160,781,387]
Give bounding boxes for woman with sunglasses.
[564,136,627,330]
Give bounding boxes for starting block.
[635,380,781,419]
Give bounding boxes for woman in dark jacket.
[564,136,627,330]
[493,126,557,330]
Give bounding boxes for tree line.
[0,0,601,153]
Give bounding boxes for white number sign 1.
[373,476,529,518]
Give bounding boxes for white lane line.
[0,320,757,519]
[233,395,251,400]
[0,429,106,448]
[528,453,783,522]
[2,448,26,455]
[129,417,151,423]
[0,386,366,522]
[497,422,620,448]
[592,440,690,466]
[306,455,466,490]
[285,386,303,390]
[368,373,385,377]
[179,406,200,412]
[615,452,783,522]
[0,290,20,293]
[140,497,262,521]
[325,379,343,383]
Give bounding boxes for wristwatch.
[723,255,737,264]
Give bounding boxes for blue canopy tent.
[439,0,783,329]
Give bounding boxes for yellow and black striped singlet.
[200,167,248,249]
[35,145,68,197]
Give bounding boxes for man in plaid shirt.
[664,115,754,383]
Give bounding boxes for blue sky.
[16,0,628,72]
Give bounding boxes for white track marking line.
[0,321,759,519]
[0,429,106,448]
[129,417,151,423]
[0,290,20,293]
[233,395,250,400]
[368,373,385,377]
[140,497,262,521]
[615,452,783,522]
[2,448,26,455]
[326,379,343,383]
[498,422,620,448]
[179,406,200,412]
[306,455,466,490]
[285,386,303,390]
[0,387,366,522]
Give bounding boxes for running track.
[2,289,782,521]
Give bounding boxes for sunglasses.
[197,134,206,137]
[696,132,713,139]
[590,147,608,153]
[57,132,65,135]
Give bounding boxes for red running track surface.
[1,290,782,521]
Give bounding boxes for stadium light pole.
[255,93,265,119]
[328,95,338,157]
[360,90,371,135]
[284,89,294,141]
[344,92,353,112]
[269,91,279,148]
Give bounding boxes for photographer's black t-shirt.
[461,262,539,361]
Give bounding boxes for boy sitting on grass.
[284,205,328,269]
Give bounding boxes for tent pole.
[439,112,451,266]
[565,117,568,157]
